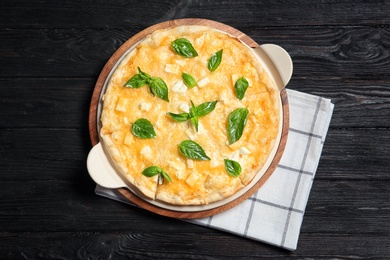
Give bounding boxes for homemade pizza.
[99,25,281,205]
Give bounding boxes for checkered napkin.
[94,89,334,250]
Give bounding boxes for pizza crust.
[99,25,280,205]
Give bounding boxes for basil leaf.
[123,67,169,102]
[190,100,197,112]
[142,166,172,183]
[142,166,161,177]
[188,101,198,131]
[124,67,152,88]
[194,100,218,117]
[224,159,242,177]
[124,74,148,88]
[208,49,223,72]
[190,115,199,132]
[235,77,249,100]
[187,100,199,131]
[132,118,156,139]
[167,100,217,132]
[182,72,197,88]
[167,112,190,122]
[160,170,172,182]
[137,67,152,81]
[178,140,210,160]
[149,77,169,102]
[171,38,198,58]
[227,108,249,144]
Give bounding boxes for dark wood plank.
[256,27,390,80]
[288,78,390,129]
[317,129,390,180]
[305,179,390,234]
[1,0,390,29]
[0,29,131,78]
[0,78,94,129]
[1,178,388,233]
[0,129,92,182]
[1,27,390,78]
[1,231,389,259]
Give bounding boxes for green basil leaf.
[166,112,190,122]
[160,170,172,182]
[182,72,197,88]
[178,140,210,160]
[194,100,218,117]
[190,115,199,132]
[132,118,156,139]
[167,100,217,132]
[142,166,172,183]
[137,67,152,81]
[190,100,197,112]
[235,77,249,100]
[227,108,249,144]
[124,73,148,88]
[208,49,223,72]
[142,166,162,177]
[171,38,198,58]
[224,159,242,178]
[149,77,169,102]
[123,68,169,102]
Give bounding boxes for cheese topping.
[100,25,280,205]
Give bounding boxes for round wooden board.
[88,18,289,219]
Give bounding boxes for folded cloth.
[95,89,334,251]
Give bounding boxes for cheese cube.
[229,151,240,161]
[111,131,124,143]
[172,80,187,93]
[239,147,251,155]
[123,132,133,146]
[169,160,185,171]
[195,34,206,47]
[175,59,187,66]
[140,146,152,159]
[179,103,190,113]
[115,97,128,112]
[186,159,194,169]
[158,176,163,185]
[164,64,179,74]
[139,101,152,112]
[197,77,210,88]
[185,172,200,187]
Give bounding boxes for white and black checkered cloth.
[95,89,334,250]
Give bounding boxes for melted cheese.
[100,25,280,205]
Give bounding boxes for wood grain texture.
[1,0,390,258]
[1,27,389,78]
[2,0,390,29]
[1,231,389,259]
[1,178,388,232]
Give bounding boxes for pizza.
[99,25,281,205]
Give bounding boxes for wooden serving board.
[88,18,289,219]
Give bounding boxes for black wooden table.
[1,1,389,258]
